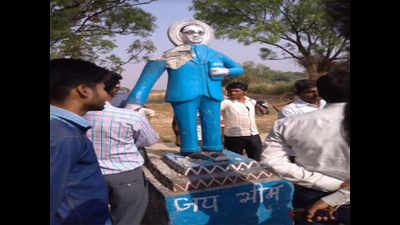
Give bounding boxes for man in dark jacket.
[50,58,112,225]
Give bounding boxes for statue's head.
[168,19,214,46]
[180,24,205,44]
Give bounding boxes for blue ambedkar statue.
[126,19,243,159]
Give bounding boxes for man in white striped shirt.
[84,72,160,225]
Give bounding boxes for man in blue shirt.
[50,58,112,225]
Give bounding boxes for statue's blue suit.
[127,44,243,154]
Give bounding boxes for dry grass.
[146,91,284,144]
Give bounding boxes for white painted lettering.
[174,195,219,213]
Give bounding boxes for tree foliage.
[323,0,350,39]
[191,0,349,79]
[50,0,158,73]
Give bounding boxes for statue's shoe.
[203,151,230,162]
[181,151,210,160]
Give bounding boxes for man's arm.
[220,100,228,112]
[277,106,296,119]
[50,137,78,223]
[320,184,350,207]
[132,113,160,148]
[260,120,344,192]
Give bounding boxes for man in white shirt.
[221,82,262,161]
[305,102,350,225]
[260,70,349,225]
[278,79,326,119]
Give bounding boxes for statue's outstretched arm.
[126,60,167,105]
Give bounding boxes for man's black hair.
[104,72,123,94]
[226,82,248,91]
[294,79,317,94]
[50,58,112,102]
[316,69,349,103]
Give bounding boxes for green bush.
[271,82,296,95]
[247,81,295,95]
[248,83,273,94]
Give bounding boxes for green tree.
[50,0,158,73]
[191,0,349,79]
[223,61,306,89]
[323,0,350,39]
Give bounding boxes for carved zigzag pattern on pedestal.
[173,170,274,192]
[230,161,259,171]
[245,170,274,180]
[184,161,259,176]
[174,175,246,192]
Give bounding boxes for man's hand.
[340,180,350,188]
[210,68,229,76]
[124,103,142,111]
[306,200,336,223]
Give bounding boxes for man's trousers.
[104,167,148,225]
[224,135,262,161]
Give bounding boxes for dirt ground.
[144,91,288,158]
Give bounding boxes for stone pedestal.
[142,150,294,225]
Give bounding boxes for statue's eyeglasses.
[182,30,205,35]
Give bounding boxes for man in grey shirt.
[261,69,349,225]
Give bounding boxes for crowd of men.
[217,74,350,225]
[50,58,349,225]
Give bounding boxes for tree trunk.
[305,63,327,80]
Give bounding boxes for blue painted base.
[143,165,294,225]
[166,180,294,225]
